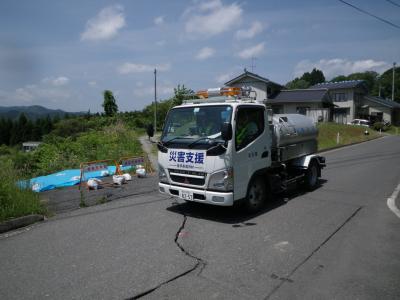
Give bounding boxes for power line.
[386,0,400,8]
[338,0,400,30]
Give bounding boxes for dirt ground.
[39,135,160,215]
[40,175,159,215]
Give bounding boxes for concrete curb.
[0,214,44,234]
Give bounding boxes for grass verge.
[0,160,46,223]
[386,125,400,135]
[317,122,380,151]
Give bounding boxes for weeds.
[0,160,46,222]
[79,190,87,208]
[96,196,107,205]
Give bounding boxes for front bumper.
[159,182,234,206]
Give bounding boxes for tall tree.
[10,113,32,145]
[0,118,9,145]
[331,71,378,93]
[102,90,118,116]
[286,78,310,89]
[172,84,195,106]
[375,67,400,102]
[286,68,325,89]
[31,118,43,141]
[42,115,53,135]
[330,75,348,82]
[301,68,325,86]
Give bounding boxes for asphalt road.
[1,136,400,299]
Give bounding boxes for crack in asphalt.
[264,206,363,300]
[127,214,206,299]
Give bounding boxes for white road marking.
[274,241,291,252]
[387,182,400,219]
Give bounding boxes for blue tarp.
[26,166,123,192]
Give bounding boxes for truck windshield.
[162,105,232,144]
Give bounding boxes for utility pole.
[250,56,257,72]
[378,81,381,98]
[392,62,396,101]
[154,68,157,133]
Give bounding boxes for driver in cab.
[236,111,258,148]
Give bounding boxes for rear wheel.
[304,160,319,190]
[244,177,266,213]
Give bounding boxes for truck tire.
[244,177,266,213]
[304,160,319,190]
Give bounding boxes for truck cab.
[158,87,325,212]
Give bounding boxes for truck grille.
[168,169,206,186]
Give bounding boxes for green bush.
[0,159,45,222]
[0,145,12,156]
[30,121,143,176]
[373,122,391,132]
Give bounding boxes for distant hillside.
[0,105,85,120]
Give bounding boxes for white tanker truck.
[157,87,325,212]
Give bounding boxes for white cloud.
[81,5,125,41]
[42,76,70,86]
[15,87,35,102]
[88,81,97,86]
[12,83,71,104]
[236,21,264,40]
[216,73,233,84]
[117,62,171,74]
[196,47,215,60]
[199,0,222,11]
[294,58,390,79]
[154,16,164,25]
[184,0,242,38]
[237,42,266,59]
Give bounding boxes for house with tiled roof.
[224,69,284,101]
[224,72,400,125]
[360,95,400,124]
[310,80,368,124]
[267,88,333,122]
[310,80,400,124]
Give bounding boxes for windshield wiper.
[163,136,191,146]
[188,137,219,148]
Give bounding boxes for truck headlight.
[158,164,168,183]
[208,168,233,192]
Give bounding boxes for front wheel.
[244,177,267,213]
[304,160,320,190]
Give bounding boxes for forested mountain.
[0,105,84,120]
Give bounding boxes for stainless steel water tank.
[272,114,318,148]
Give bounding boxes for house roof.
[310,80,366,90]
[267,88,331,104]
[364,96,400,109]
[224,70,283,87]
[22,141,42,146]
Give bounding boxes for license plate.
[180,190,193,201]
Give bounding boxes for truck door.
[233,106,271,200]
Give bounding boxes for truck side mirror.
[221,122,232,141]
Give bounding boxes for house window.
[296,107,310,115]
[334,93,346,102]
[272,105,283,114]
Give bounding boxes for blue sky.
[0,0,399,112]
